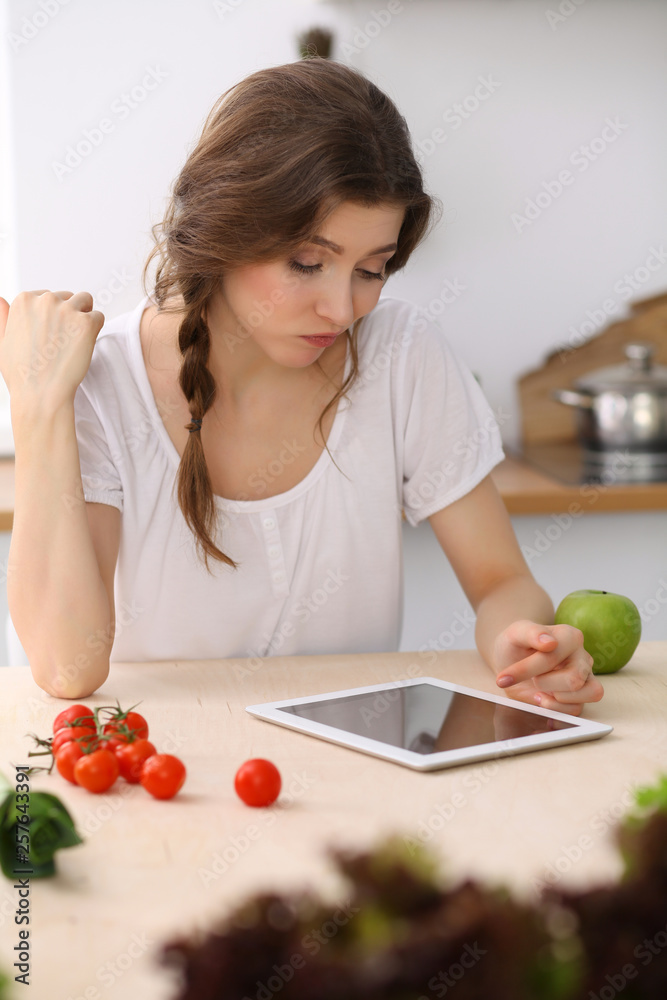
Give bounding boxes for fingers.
[496,623,583,687]
[536,674,603,704]
[535,694,585,717]
[502,680,585,718]
[55,291,95,311]
[531,650,595,693]
[23,289,103,328]
[23,290,92,306]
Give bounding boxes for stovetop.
[517,442,667,485]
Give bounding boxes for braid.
[175,305,239,574]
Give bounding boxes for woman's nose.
[315,283,355,331]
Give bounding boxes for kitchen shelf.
[491,450,667,515]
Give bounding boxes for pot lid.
[573,342,667,395]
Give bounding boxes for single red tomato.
[140,754,186,800]
[53,704,95,734]
[55,741,84,784]
[73,749,119,794]
[234,759,281,808]
[52,725,97,754]
[103,711,149,742]
[116,739,157,783]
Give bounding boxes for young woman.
[0,58,603,714]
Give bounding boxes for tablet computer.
[245,677,613,772]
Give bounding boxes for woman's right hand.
[0,290,105,414]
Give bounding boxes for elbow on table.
[30,657,110,700]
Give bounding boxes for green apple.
[554,589,642,674]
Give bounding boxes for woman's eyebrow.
[308,236,397,255]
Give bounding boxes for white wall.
[1,0,666,665]
[400,512,667,654]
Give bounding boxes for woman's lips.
[300,334,339,346]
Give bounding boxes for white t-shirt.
[65,293,504,663]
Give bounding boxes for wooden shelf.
[491,451,667,515]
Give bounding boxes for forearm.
[474,573,554,675]
[9,403,112,698]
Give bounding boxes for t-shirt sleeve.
[73,382,124,513]
[399,310,505,527]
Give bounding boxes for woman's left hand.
[493,620,604,716]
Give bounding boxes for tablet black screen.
[278,682,577,754]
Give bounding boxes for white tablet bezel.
[245,676,613,772]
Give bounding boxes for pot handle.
[551,388,595,408]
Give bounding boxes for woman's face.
[212,200,405,368]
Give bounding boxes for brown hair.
[142,57,441,574]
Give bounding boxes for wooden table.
[0,645,665,999]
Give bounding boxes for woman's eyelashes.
[288,260,386,282]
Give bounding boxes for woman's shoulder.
[78,296,147,402]
[93,298,143,354]
[362,294,422,330]
[357,295,445,367]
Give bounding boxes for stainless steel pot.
[552,342,667,453]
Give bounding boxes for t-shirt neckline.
[128,294,352,512]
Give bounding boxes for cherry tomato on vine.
[140,754,186,800]
[55,741,84,784]
[234,759,281,807]
[73,749,119,793]
[99,734,125,754]
[115,739,157,783]
[103,711,149,742]
[52,725,97,754]
[53,704,94,734]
